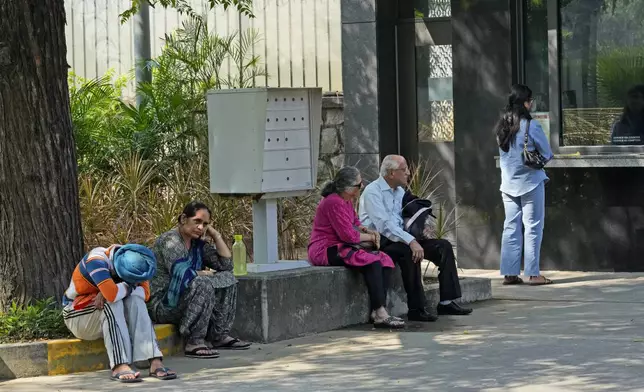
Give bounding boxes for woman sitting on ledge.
[147,201,251,359]
[308,166,404,329]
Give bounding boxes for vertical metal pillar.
[133,1,151,107]
[249,198,311,273]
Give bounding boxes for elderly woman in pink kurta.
[308,166,404,329]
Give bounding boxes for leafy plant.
[159,15,267,91]
[408,159,443,200]
[117,17,268,172]
[69,71,134,173]
[113,152,159,220]
[0,298,71,343]
[223,29,267,89]
[405,159,464,278]
[77,152,259,255]
[120,0,254,24]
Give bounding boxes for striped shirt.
[62,245,150,310]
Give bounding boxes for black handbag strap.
[523,118,531,153]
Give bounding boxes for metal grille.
[419,43,453,142]
[419,101,454,142]
[415,0,451,18]
[429,45,452,78]
[426,0,451,18]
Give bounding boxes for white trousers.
[63,295,163,369]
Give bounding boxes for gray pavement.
[3,271,644,391]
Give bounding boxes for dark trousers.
[327,247,392,310]
[380,237,461,309]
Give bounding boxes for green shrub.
[0,298,71,344]
[69,70,135,173]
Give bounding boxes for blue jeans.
[500,182,545,277]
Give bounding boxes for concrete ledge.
[0,324,182,380]
[231,266,492,343]
[0,271,491,379]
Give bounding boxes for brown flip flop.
[528,276,553,286]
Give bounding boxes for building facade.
[341,0,644,271]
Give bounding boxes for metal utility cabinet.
[207,87,322,272]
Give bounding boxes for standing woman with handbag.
[496,84,554,286]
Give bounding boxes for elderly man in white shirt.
[359,155,472,321]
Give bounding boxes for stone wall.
[318,92,345,181]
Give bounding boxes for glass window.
[524,0,551,142]
[560,1,644,146]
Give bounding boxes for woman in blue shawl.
[148,201,251,358]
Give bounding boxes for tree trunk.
[0,1,83,309]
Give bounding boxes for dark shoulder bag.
[523,119,548,169]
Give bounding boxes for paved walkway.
[3,271,644,391]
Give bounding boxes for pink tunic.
[307,194,394,268]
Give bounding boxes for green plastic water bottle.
[232,235,248,276]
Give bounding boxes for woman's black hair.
[495,84,533,152]
[320,166,361,197]
[178,200,212,224]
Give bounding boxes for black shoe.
[407,309,438,322]
[437,302,473,316]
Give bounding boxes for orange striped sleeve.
[139,281,150,302]
[96,279,119,302]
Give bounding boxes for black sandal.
[503,276,524,285]
[373,316,405,329]
[149,367,177,380]
[212,338,251,350]
[184,346,220,358]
